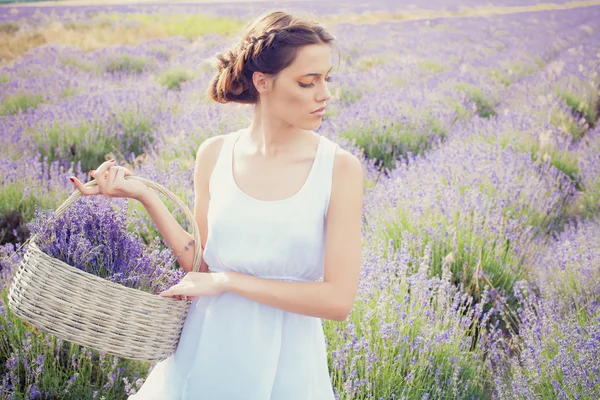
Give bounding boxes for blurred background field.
[1,0,600,399]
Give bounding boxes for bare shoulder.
[331,145,364,183]
[194,132,234,177]
[328,144,364,211]
[196,134,226,163]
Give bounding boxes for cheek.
[278,87,310,117]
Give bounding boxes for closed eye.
[298,75,334,88]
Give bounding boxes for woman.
[70,9,363,400]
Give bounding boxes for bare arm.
[224,148,364,321]
[138,136,226,273]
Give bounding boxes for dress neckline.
[229,129,324,204]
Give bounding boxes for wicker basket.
[7,175,202,362]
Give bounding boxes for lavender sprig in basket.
[7,176,201,362]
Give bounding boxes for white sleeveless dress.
[129,129,338,399]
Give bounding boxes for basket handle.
[36,175,202,273]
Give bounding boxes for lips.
[312,106,326,113]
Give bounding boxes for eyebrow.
[298,66,333,77]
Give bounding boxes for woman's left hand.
[158,271,231,300]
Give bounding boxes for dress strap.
[318,136,339,215]
[208,129,243,198]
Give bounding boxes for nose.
[318,80,332,103]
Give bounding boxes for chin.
[304,119,323,130]
[290,116,322,131]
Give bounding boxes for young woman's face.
[261,43,333,131]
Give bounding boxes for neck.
[246,103,304,158]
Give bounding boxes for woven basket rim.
[24,237,189,304]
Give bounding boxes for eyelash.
[299,75,334,88]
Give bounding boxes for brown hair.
[207,10,336,104]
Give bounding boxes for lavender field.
[1,0,600,398]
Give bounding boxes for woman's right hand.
[69,159,149,202]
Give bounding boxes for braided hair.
[207,11,336,104]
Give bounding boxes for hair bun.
[215,49,237,71]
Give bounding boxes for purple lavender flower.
[26,195,183,294]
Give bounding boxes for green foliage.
[59,56,100,73]
[442,96,471,121]
[354,55,388,72]
[455,83,497,118]
[158,67,194,90]
[419,59,446,73]
[0,185,44,229]
[341,120,445,171]
[578,177,600,219]
[549,105,587,141]
[0,93,45,116]
[104,55,151,75]
[100,12,244,40]
[532,150,580,189]
[381,207,525,310]
[487,69,513,86]
[493,129,582,191]
[556,88,598,126]
[486,58,543,86]
[332,86,362,105]
[32,111,154,174]
[61,85,78,99]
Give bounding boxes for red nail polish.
[69,177,74,182]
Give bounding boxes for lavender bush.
[0,154,92,239]
[574,125,600,217]
[365,127,576,307]
[492,216,600,399]
[324,240,501,399]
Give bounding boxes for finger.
[94,159,116,178]
[70,176,100,197]
[123,167,135,177]
[161,283,194,296]
[159,291,187,299]
[107,165,120,186]
[113,166,126,186]
[94,159,115,192]
[158,287,177,297]
[90,170,109,182]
